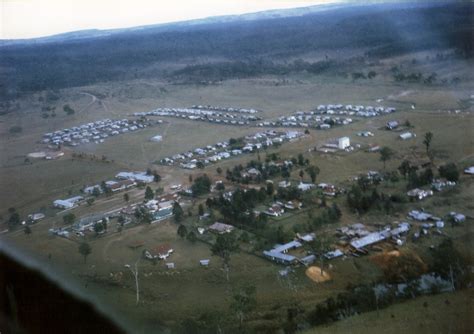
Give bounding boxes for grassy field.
[304,289,474,334]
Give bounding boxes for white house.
[399,132,416,140]
[338,137,350,150]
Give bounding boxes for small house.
[338,137,350,150]
[208,222,235,234]
[386,121,399,130]
[200,259,210,267]
[399,132,416,140]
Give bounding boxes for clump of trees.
[347,184,402,215]
[191,174,212,196]
[207,188,267,229]
[63,104,75,115]
[438,163,459,182]
[63,213,76,225]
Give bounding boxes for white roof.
[350,231,389,249]
[271,240,302,253]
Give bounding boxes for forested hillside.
[0,2,472,99]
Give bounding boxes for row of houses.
[160,130,304,169]
[42,118,160,147]
[260,113,353,130]
[191,105,261,114]
[315,104,396,117]
[134,107,261,126]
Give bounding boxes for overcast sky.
[1,0,338,39]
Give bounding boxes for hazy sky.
[1,0,338,39]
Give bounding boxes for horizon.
[0,0,338,40]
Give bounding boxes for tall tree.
[24,225,32,235]
[423,131,434,161]
[379,146,394,170]
[423,132,433,155]
[123,193,130,203]
[173,202,184,222]
[307,237,332,275]
[211,233,239,281]
[144,186,154,200]
[177,224,187,238]
[198,203,205,217]
[78,242,91,263]
[299,170,305,180]
[306,165,320,183]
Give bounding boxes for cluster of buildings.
[134,107,261,126]
[407,178,457,201]
[263,234,316,265]
[41,118,160,147]
[160,130,304,169]
[53,171,155,210]
[314,104,397,117]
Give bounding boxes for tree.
[299,170,305,180]
[297,153,305,166]
[93,222,105,235]
[379,146,394,170]
[398,160,413,179]
[211,233,239,281]
[173,202,184,222]
[24,225,32,235]
[198,204,204,216]
[63,104,75,115]
[78,242,91,263]
[439,163,459,182]
[216,167,223,175]
[92,187,101,197]
[187,231,197,243]
[153,171,161,182]
[367,70,377,79]
[266,182,274,196]
[177,224,188,238]
[431,238,468,290]
[86,198,95,206]
[63,213,76,225]
[307,237,332,275]
[144,186,154,200]
[123,193,130,203]
[306,165,320,183]
[196,161,205,169]
[191,174,212,196]
[423,132,433,155]
[230,284,257,327]
[8,212,21,228]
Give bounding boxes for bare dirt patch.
[306,266,332,283]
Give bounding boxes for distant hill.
[0,2,472,99]
[0,3,345,46]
